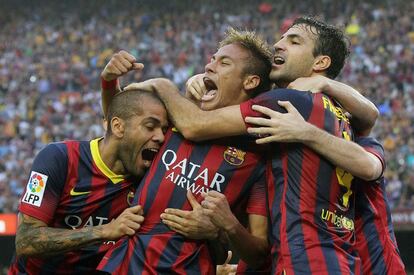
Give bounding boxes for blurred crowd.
[0,0,413,213]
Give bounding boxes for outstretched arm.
[16,205,144,257]
[124,78,247,141]
[288,76,379,136]
[246,101,383,181]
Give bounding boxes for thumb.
[224,250,233,265]
[130,205,143,215]
[132,62,144,70]
[187,190,201,209]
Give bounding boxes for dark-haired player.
[131,17,379,274]
[8,90,168,274]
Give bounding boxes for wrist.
[101,77,118,90]
[223,215,240,236]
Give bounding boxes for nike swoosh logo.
[70,187,91,196]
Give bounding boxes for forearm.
[16,215,105,257]
[225,223,269,268]
[101,78,122,118]
[152,78,246,141]
[302,124,382,180]
[325,79,378,135]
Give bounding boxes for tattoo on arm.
[16,214,104,257]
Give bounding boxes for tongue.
[202,90,217,101]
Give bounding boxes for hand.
[245,101,310,144]
[101,205,144,240]
[216,251,237,275]
[101,50,144,81]
[185,73,207,101]
[287,75,329,94]
[201,191,238,233]
[160,191,218,240]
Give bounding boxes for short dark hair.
[219,27,273,96]
[291,16,350,79]
[106,90,164,135]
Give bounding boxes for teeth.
[274,56,285,64]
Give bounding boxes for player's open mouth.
[142,148,159,167]
[273,55,285,65]
[202,77,218,102]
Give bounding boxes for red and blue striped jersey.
[240,89,359,275]
[354,136,406,275]
[9,138,136,275]
[97,128,267,275]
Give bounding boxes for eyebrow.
[281,33,305,42]
[211,54,233,61]
[145,117,168,128]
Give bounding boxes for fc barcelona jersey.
[241,89,359,275]
[9,138,136,275]
[98,128,267,275]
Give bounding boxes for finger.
[187,190,201,209]
[245,116,273,127]
[246,127,274,136]
[162,208,189,218]
[119,50,137,63]
[128,205,143,214]
[224,250,232,265]
[161,219,186,233]
[117,56,134,70]
[128,214,145,224]
[251,105,281,118]
[205,190,221,198]
[123,83,141,91]
[188,87,203,101]
[278,101,302,117]
[125,220,141,231]
[255,135,278,144]
[160,213,186,225]
[111,58,129,73]
[132,62,144,70]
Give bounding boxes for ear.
[313,55,331,73]
[243,75,261,92]
[110,117,125,138]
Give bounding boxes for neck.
[98,137,126,175]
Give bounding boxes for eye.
[292,41,300,45]
[145,123,155,131]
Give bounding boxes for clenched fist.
[101,50,144,81]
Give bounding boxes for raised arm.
[124,78,247,141]
[246,101,383,181]
[16,206,144,257]
[288,76,379,136]
[100,50,144,117]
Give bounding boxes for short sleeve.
[355,136,386,176]
[19,143,68,224]
[246,179,267,216]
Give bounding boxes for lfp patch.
[22,171,48,207]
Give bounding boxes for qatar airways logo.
[161,150,225,194]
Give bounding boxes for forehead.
[215,43,250,60]
[134,99,168,126]
[283,24,317,44]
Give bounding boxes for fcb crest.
[223,147,246,166]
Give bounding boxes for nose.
[273,39,285,53]
[204,60,215,74]
[153,128,165,144]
